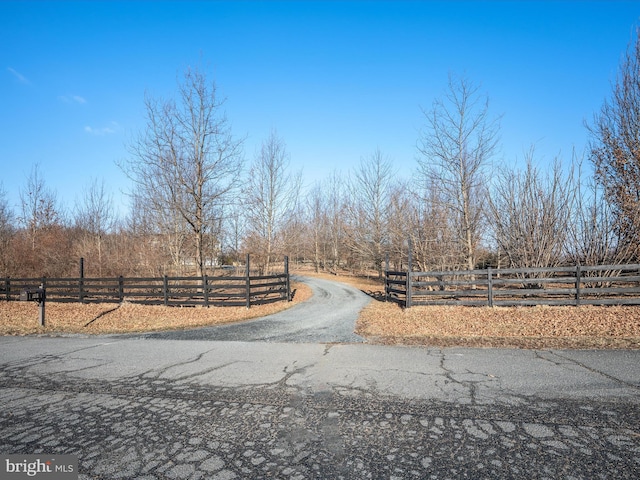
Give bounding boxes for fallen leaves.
[356,302,640,349]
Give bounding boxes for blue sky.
[1,1,639,218]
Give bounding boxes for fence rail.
[1,256,291,308]
[385,263,640,307]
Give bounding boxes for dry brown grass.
[0,281,312,335]
[356,301,640,349]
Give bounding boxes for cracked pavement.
[1,336,639,479]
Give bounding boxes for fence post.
[79,257,84,303]
[406,239,413,308]
[5,278,9,301]
[575,264,582,306]
[118,276,124,302]
[245,254,251,309]
[487,267,493,307]
[385,253,390,303]
[38,282,46,327]
[284,256,291,302]
[40,277,47,309]
[203,275,209,307]
[163,275,169,306]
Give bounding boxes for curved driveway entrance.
[137,275,370,343]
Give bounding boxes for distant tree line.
[2,31,639,279]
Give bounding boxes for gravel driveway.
[136,275,370,343]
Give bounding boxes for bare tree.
[587,29,640,259]
[0,184,15,273]
[303,172,348,273]
[13,165,75,276]
[119,197,173,276]
[409,178,460,272]
[19,164,63,250]
[0,184,12,225]
[306,183,328,273]
[385,182,412,270]
[488,151,574,278]
[323,171,347,271]
[245,130,301,274]
[566,158,625,266]
[122,67,244,277]
[73,178,116,276]
[221,203,246,268]
[344,148,394,278]
[417,74,500,271]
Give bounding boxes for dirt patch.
[0,281,312,335]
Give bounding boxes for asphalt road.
[0,276,639,479]
[137,275,369,343]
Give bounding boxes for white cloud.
[59,94,87,104]
[7,67,30,85]
[84,121,120,136]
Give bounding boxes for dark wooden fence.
[1,255,291,308]
[385,263,640,307]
